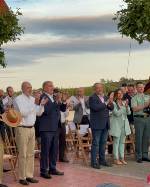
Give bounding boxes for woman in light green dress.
[109,89,131,165]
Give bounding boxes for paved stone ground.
[2,155,150,187]
[101,157,150,180]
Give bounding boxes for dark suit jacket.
[89,93,114,130]
[38,93,66,132]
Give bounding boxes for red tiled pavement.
[3,161,146,187]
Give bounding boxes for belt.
[18,126,34,128]
[134,114,149,118]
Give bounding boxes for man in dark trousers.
[89,83,114,169]
[53,89,69,163]
[39,81,66,179]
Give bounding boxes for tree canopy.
[114,0,150,44]
[0,0,24,67]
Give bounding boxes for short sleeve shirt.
[131,93,150,115]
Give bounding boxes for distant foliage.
[13,78,149,96]
[60,78,148,96]
[114,0,150,44]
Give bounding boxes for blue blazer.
[38,93,66,132]
[89,93,114,130]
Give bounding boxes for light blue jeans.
[113,130,126,160]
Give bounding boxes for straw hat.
[0,108,22,127]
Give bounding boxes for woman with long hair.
[109,89,131,165]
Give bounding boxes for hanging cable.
[126,40,132,78]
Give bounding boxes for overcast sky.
[1,0,150,91]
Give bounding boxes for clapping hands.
[40,97,49,106]
[125,99,129,107]
[108,92,114,104]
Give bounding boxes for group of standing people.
[70,82,150,168]
[0,81,150,187]
[0,81,69,187]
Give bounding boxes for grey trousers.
[134,117,150,160]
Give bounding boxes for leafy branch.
[0,7,24,67]
[114,0,150,44]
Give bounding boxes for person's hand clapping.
[62,94,68,103]
[40,97,49,106]
[108,93,114,104]
[125,99,129,107]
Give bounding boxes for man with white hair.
[14,82,48,185]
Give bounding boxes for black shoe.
[59,158,69,163]
[142,158,150,162]
[26,178,39,183]
[0,184,8,187]
[40,173,52,179]
[19,180,29,185]
[91,164,101,169]
[49,169,64,176]
[136,159,143,163]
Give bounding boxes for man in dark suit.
[89,83,114,169]
[39,81,66,179]
[0,98,8,187]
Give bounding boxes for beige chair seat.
[3,154,14,160]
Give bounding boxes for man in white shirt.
[14,82,48,185]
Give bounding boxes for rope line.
[126,40,132,78]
